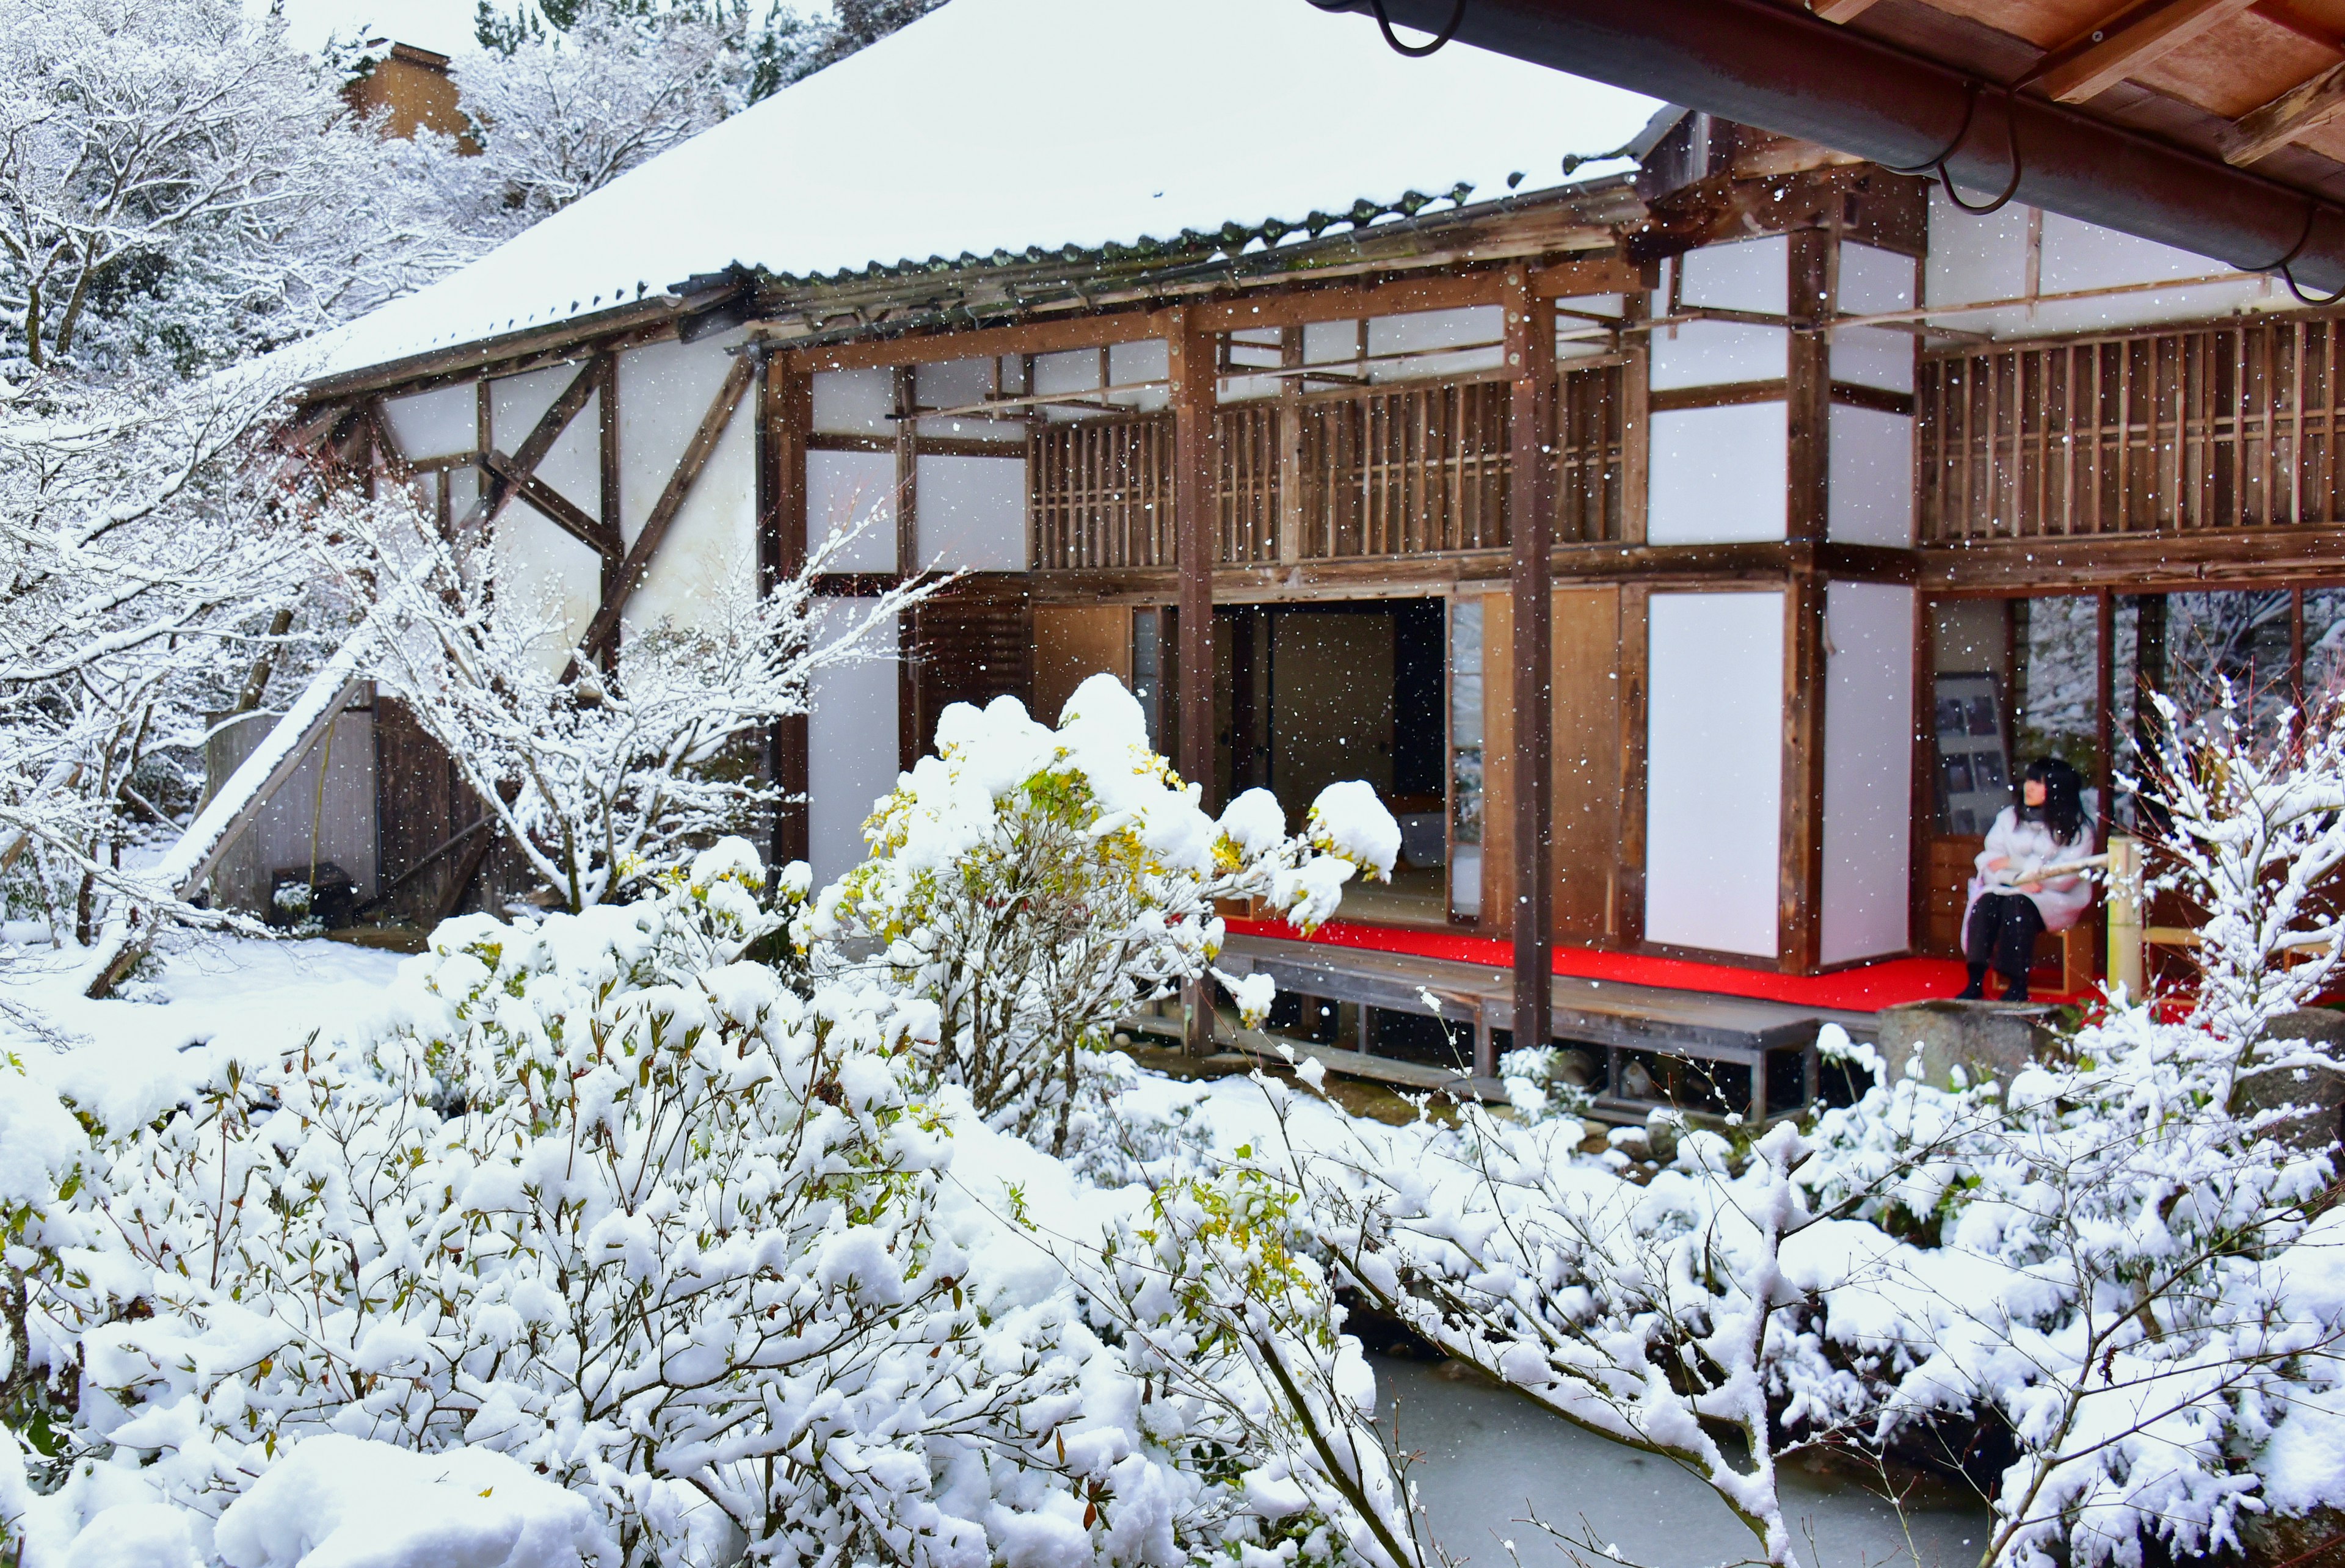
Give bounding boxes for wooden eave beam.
[774,250,1652,379]
[2032,0,2262,103]
[2228,58,2345,164]
[574,354,754,660]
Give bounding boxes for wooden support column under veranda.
[1170,309,1219,1053]
[1505,272,1555,1053]
[760,348,813,869]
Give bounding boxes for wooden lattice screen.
[1027,365,1621,568]
[1294,379,1511,557]
[1919,318,2345,541]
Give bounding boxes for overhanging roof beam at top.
[1323,0,2345,294]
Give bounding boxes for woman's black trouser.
[1965,892,2046,979]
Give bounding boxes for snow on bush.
[327,492,923,912]
[1225,990,2345,1568]
[810,676,1396,1155]
[1,838,1416,1568]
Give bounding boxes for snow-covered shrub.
[2131,683,2345,1063]
[1257,1088,1833,1567]
[1795,1010,2345,1568]
[810,677,1397,1156]
[1496,1044,1594,1124]
[330,493,921,912]
[4,840,1415,1568]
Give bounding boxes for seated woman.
[1960,757,2095,1002]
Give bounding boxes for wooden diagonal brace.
[479,448,623,558]
[456,356,607,532]
[573,355,754,659]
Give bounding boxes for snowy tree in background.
[0,0,485,379]
[458,0,947,220]
[0,365,318,946]
[455,0,751,223]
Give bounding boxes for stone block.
[2234,1009,2345,1155]
[1874,1000,2060,1092]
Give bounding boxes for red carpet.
[1223,918,2094,1013]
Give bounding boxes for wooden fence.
[1919,317,2345,542]
[1027,365,1623,568]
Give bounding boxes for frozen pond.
[1378,1357,1993,1568]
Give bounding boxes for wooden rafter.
[2228,58,2345,164]
[574,354,755,660]
[1811,0,1883,23]
[2033,0,2262,103]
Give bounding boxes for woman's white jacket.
[1966,807,2096,934]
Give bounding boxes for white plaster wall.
[1820,581,1915,965]
[1366,305,1503,380]
[1927,191,2280,337]
[1106,338,1169,411]
[1839,242,1918,314]
[1829,325,1914,393]
[619,338,736,540]
[809,448,897,570]
[492,366,598,515]
[1303,320,1361,365]
[912,357,1026,440]
[1033,347,1103,395]
[914,454,1026,571]
[1827,405,1915,548]
[1645,590,1784,958]
[1555,292,1625,362]
[1649,402,1786,544]
[1681,234,1787,314]
[812,366,893,435]
[630,397,753,635]
[491,518,602,671]
[1649,321,1787,390]
[381,382,476,460]
[807,602,900,887]
[1925,194,2031,310]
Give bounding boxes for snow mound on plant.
[213,1437,604,1568]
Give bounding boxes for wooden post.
[1170,310,1219,1055]
[1618,292,1651,546]
[1278,325,1307,564]
[596,353,621,669]
[2106,833,2145,1000]
[1615,584,1650,946]
[896,366,921,772]
[1786,229,1833,548]
[1779,572,1828,972]
[1505,272,1554,1054]
[1779,228,1833,973]
[760,351,813,870]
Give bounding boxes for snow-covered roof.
[310,0,1661,383]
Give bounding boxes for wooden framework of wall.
[289,141,2345,1004]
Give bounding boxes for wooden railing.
[1027,365,1622,569]
[1919,318,2345,542]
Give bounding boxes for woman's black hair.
[2021,756,2089,844]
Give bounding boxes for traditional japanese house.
[268,0,2345,1122]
